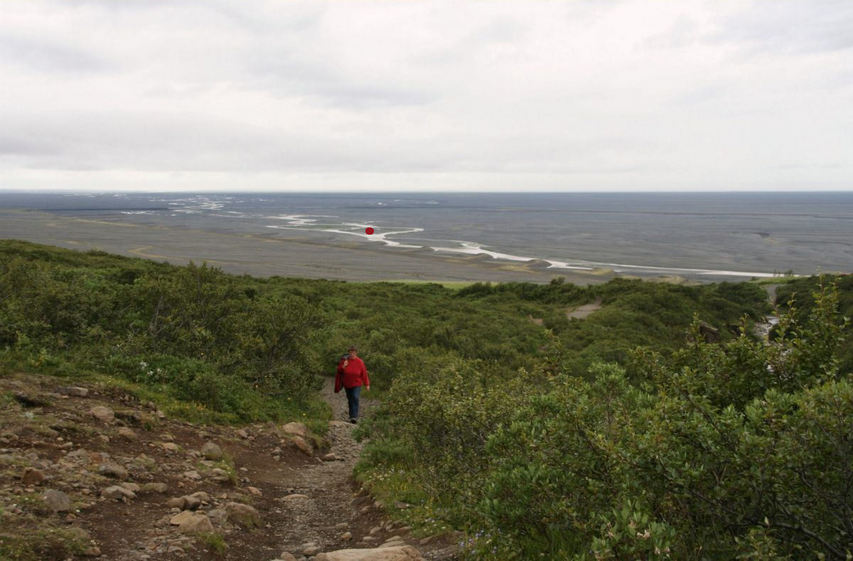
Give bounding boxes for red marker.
[365,227,374,235]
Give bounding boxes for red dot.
[365,227,374,235]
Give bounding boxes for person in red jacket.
[335,346,370,424]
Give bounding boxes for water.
[1,191,851,279]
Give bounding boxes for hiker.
[334,346,370,424]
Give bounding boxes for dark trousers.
[345,385,361,420]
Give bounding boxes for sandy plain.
[0,209,613,285]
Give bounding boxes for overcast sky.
[1,1,851,192]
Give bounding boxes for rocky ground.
[0,373,459,561]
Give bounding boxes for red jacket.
[335,357,369,392]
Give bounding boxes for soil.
[0,373,458,560]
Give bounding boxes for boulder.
[201,441,224,460]
[225,502,261,528]
[281,422,309,438]
[43,489,72,512]
[89,406,115,423]
[315,546,424,561]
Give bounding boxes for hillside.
[0,371,456,560]
[1,240,850,560]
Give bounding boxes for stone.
[201,441,224,460]
[61,386,89,397]
[314,546,424,561]
[280,493,309,502]
[321,453,337,462]
[302,543,321,556]
[178,513,215,535]
[117,427,137,440]
[102,485,136,501]
[225,502,261,528]
[183,495,202,510]
[236,429,249,439]
[182,470,201,481]
[21,467,45,485]
[98,463,128,480]
[247,486,262,496]
[207,508,228,526]
[289,436,313,456]
[281,422,309,438]
[140,482,169,494]
[170,510,196,525]
[166,497,187,509]
[89,406,115,423]
[162,442,180,452]
[43,489,72,512]
[341,532,353,541]
[279,554,298,561]
[209,467,230,481]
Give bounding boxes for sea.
[1,191,852,280]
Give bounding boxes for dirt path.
[0,372,458,561]
[274,379,385,554]
[567,298,603,319]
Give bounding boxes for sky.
[1,0,851,193]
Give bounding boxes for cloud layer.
[1,0,851,191]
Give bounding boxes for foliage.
[361,282,852,560]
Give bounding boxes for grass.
[0,526,89,561]
[198,532,228,554]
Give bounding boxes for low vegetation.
[1,239,850,559]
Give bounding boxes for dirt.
[0,373,457,560]
[566,298,603,320]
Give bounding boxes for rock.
[43,489,72,512]
[201,441,224,460]
[247,486,262,496]
[61,386,90,397]
[170,510,196,525]
[321,453,337,462]
[21,467,45,485]
[182,470,201,481]
[280,493,309,502]
[98,463,128,480]
[183,495,202,510]
[281,422,309,438]
[236,429,249,439]
[140,482,169,494]
[177,513,215,535]
[122,482,141,493]
[315,546,424,561]
[302,542,321,556]
[162,442,180,452]
[207,508,228,526]
[82,545,102,557]
[225,502,261,528]
[289,436,313,456]
[370,526,382,535]
[117,427,137,441]
[208,468,232,483]
[89,406,115,423]
[166,497,187,509]
[341,532,353,541]
[102,485,136,501]
[279,554,298,561]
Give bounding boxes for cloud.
[0,0,851,191]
